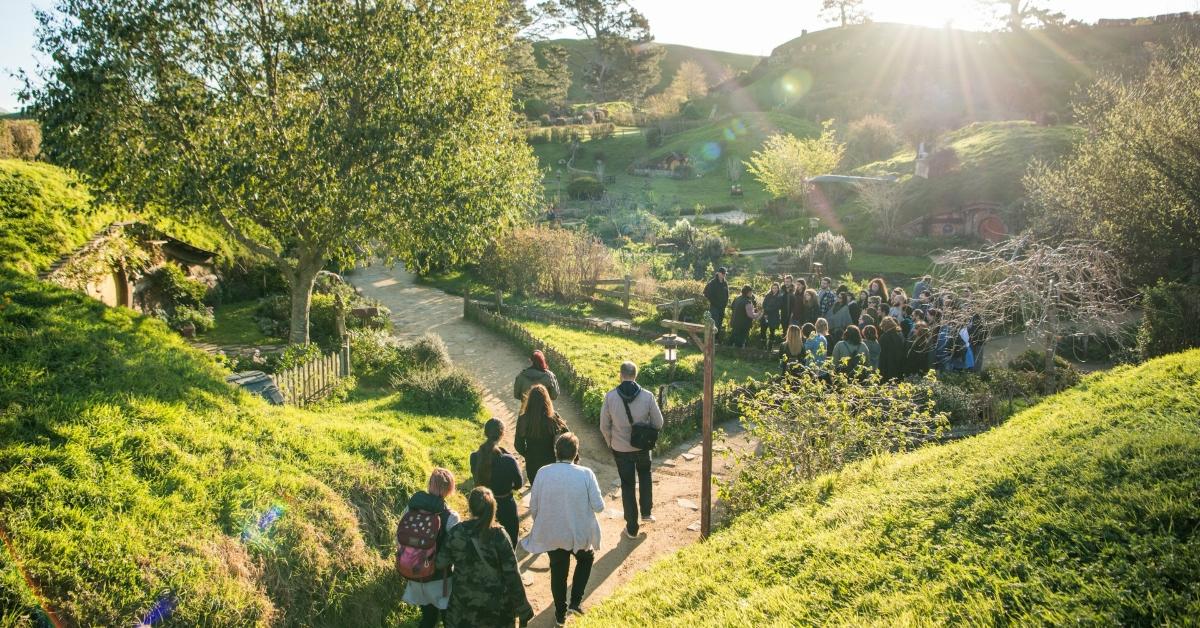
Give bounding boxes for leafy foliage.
[1137,281,1200,361]
[391,367,483,416]
[1025,42,1200,284]
[843,114,899,167]
[796,230,853,278]
[478,225,614,301]
[30,0,540,343]
[0,120,42,160]
[721,370,947,517]
[744,120,844,204]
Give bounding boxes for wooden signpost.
[660,311,716,539]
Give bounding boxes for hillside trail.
[350,263,749,627]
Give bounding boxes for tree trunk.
[288,261,322,345]
[1043,332,1057,394]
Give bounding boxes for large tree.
[555,0,664,102]
[503,0,571,111]
[981,0,1063,31]
[745,121,845,205]
[27,0,539,345]
[1025,42,1200,285]
[820,0,868,28]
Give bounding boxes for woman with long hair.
[514,350,560,402]
[867,277,890,302]
[515,384,568,485]
[470,419,524,548]
[779,324,807,376]
[831,324,870,378]
[907,321,935,377]
[862,324,881,369]
[437,487,532,627]
[400,468,460,628]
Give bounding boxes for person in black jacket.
[759,282,784,348]
[906,322,935,377]
[703,267,729,341]
[470,419,524,548]
[878,316,907,381]
[729,285,761,348]
[515,384,568,485]
[779,275,795,331]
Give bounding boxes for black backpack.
[620,392,659,451]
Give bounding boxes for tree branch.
[216,209,286,267]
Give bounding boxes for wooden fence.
[580,275,636,318]
[271,343,351,407]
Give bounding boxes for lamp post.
[653,333,686,382]
[660,312,716,539]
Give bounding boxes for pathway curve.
[350,263,746,627]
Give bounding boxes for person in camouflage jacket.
[436,488,533,627]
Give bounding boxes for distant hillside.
[534,39,761,103]
[854,120,1083,219]
[709,20,1200,125]
[582,349,1200,625]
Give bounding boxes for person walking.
[515,384,568,485]
[522,433,604,627]
[599,361,664,539]
[878,317,907,381]
[729,285,761,348]
[759,282,785,348]
[437,487,533,628]
[514,350,560,402]
[399,468,460,628]
[703,267,730,341]
[470,419,524,548]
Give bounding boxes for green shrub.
[274,342,322,371]
[391,367,483,415]
[928,372,998,426]
[1008,348,1081,391]
[845,114,900,167]
[401,333,452,371]
[567,176,604,201]
[170,304,215,334]
[144,263,208,313]
[798,230,853,278]
[1,120,42,160]
[1137,280,1200,360]
[656,279,708,322]
[645,127,663,148]
[349,328,405,384]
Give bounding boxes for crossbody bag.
[620,392,659,451]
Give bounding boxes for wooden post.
[495,288,503,314]
[700,313,715,540]
[463,285,471,318]
[622,274,632,319]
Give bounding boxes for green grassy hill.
[582,350,1200,625]
[713,20,1200,123]
[538,112,818,210]
[855,120,1083,219]
[0,158,247,276]
[0,271,483,625]
[534,39,761,103]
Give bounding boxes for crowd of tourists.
[705,268,987,379]
[398,352,663,627]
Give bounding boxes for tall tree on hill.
[26,0,539,345]
[820,0,868,28]
[980,0,1064,31]
[554,0,665,102]
[503,0,571,113]
[671,61,710,101]
[1025,42,1200,286]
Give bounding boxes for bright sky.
[2,0,1199,112]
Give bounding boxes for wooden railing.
[271,343,351,407]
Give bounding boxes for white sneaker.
[622,527,643,540]
[640,514,656,523]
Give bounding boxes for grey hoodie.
[599,381,665,452]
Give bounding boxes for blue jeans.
[612,449,653,535]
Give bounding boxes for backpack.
[620,391,659,451]
[396,507,446,582]
[840,344,867,377]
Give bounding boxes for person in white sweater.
[521,433,604,626]
[599,361,664,538]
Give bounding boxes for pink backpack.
[396,508,444,581]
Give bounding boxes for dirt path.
[350,263,747,627]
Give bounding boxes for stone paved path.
[350,263,748,627]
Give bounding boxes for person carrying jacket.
[598,361,664,539]
[400,468,461,628]
[514,350,560,402]
[703,267,729,341]
[436,488,532,628]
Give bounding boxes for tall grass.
[0,271,484,625]
[581,349,1200,625]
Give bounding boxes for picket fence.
[271,344,351,407]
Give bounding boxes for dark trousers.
[759,319,780,347]
[709,306,725,339]
[730,323,752,348]
[496,494,519,548]
[549,548,594,617]
[613,449,653,535]
[419,605,442,628]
